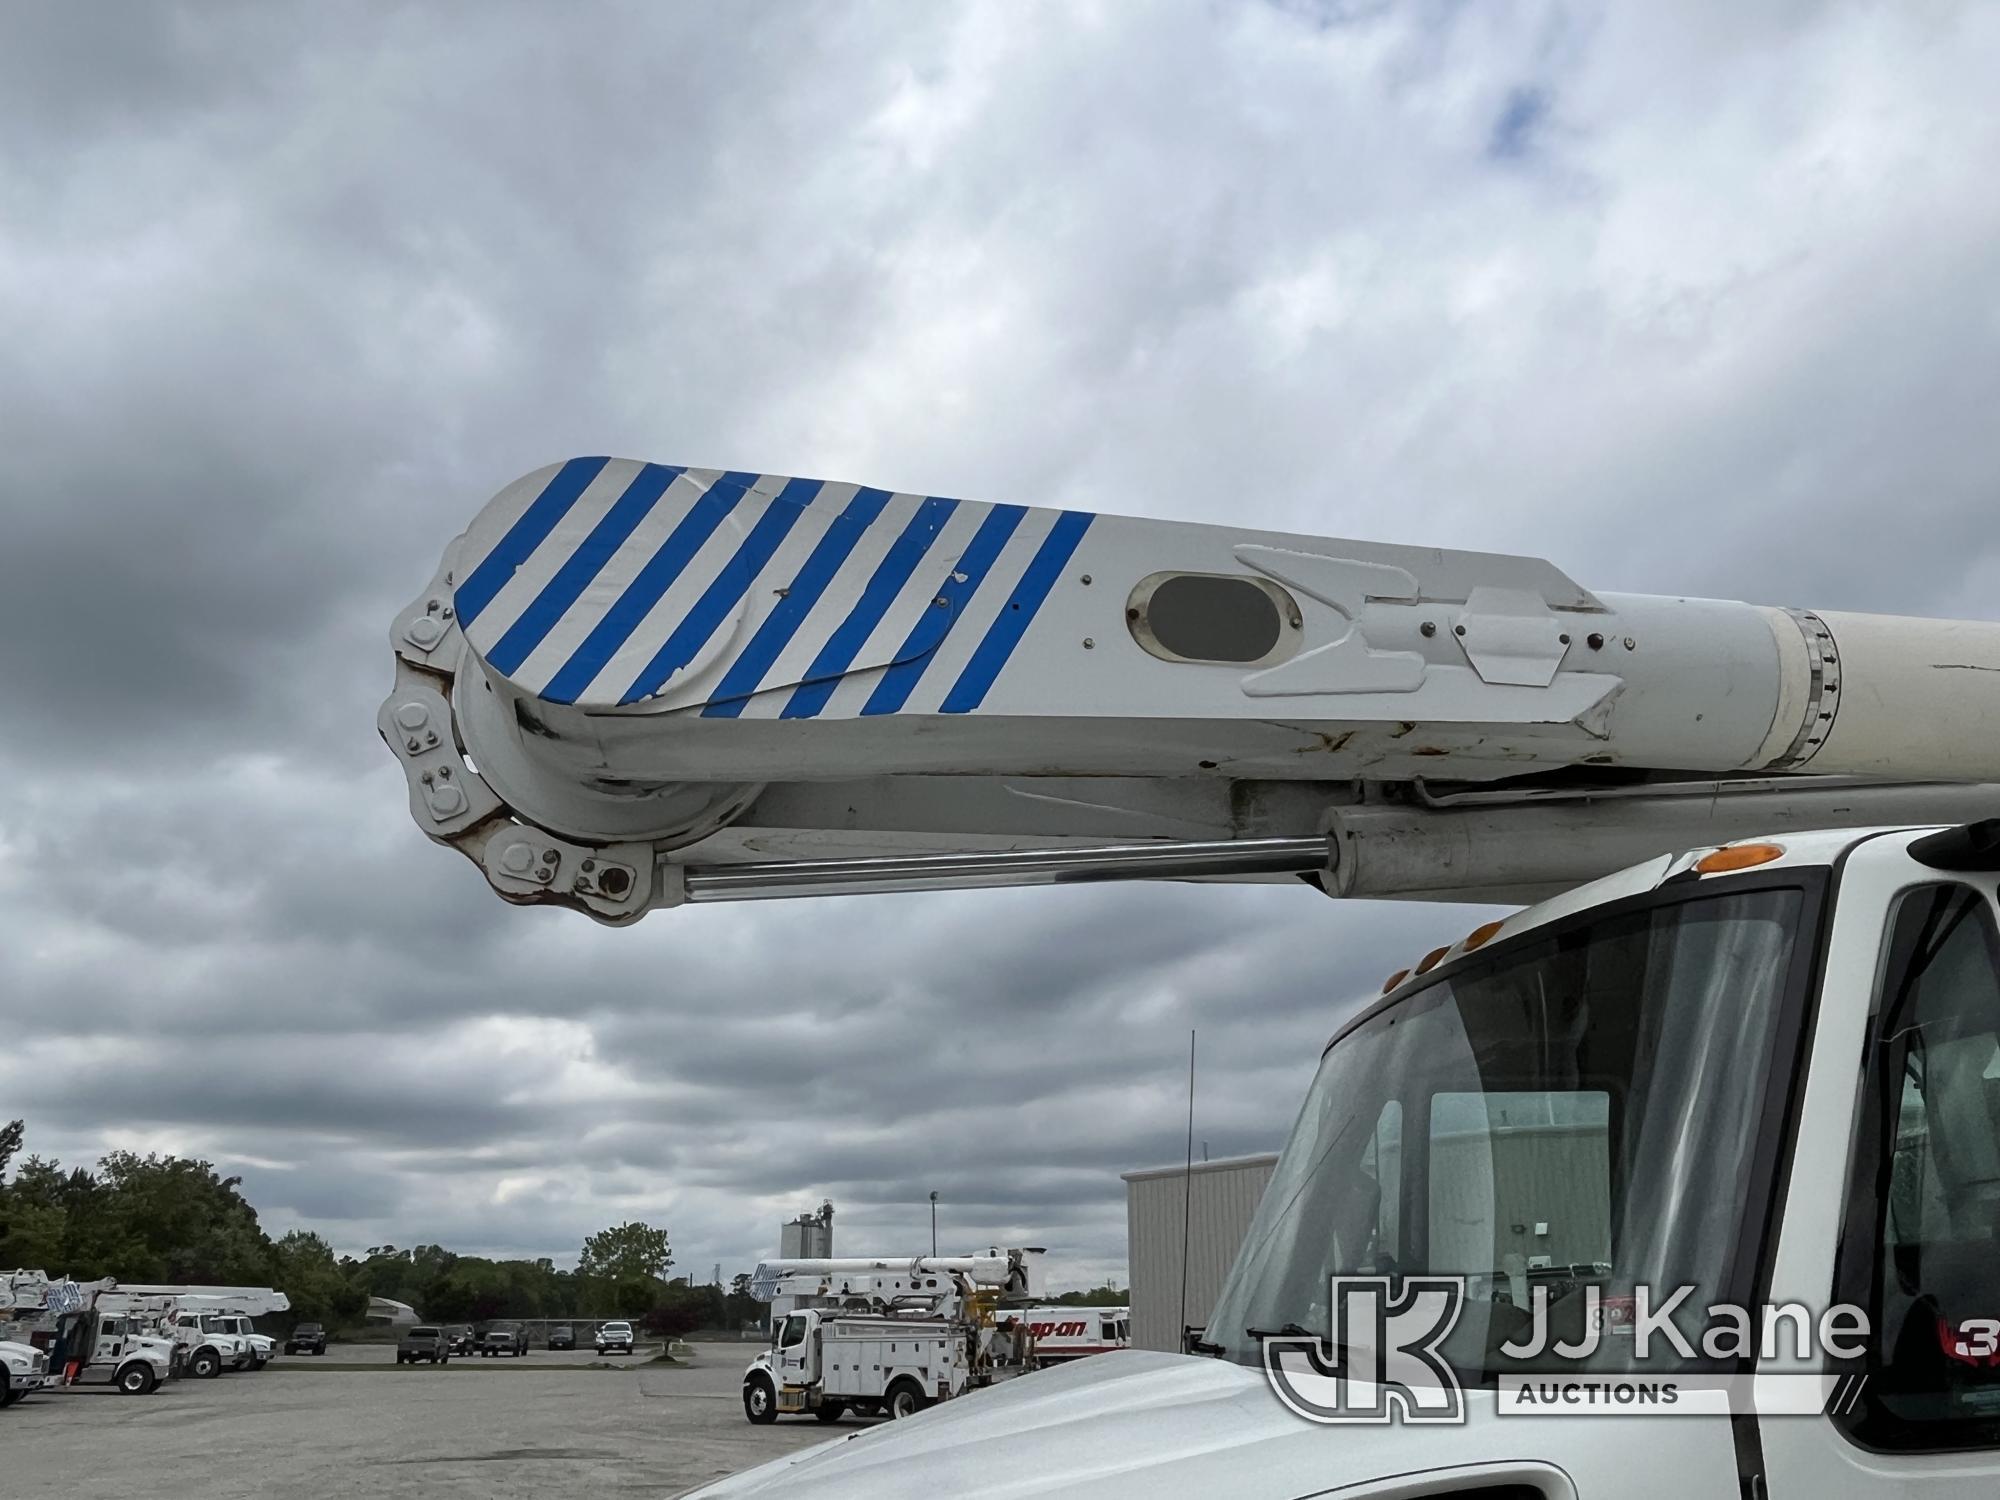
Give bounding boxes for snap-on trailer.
[1001,1306,1130,1365]
[382,459,2000,1499]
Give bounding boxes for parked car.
[595,1320,636,1356]
[284,1322,328,1356]
[396,1326,451,1365]
[547,1324,575,1350]
[480,1325,528,1357]
[445,1325,476,1354]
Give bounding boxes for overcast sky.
[4,2,1998,1293]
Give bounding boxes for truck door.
[1762,862,2000,1497]
[775,1312,814,1387]
[87,1315,127,1383]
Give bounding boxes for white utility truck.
[194,1311,277,1369]
[100,1284,290,1377]
[383,459,2000,1498]
[4,1274,177,1395]
[742,1252,1044,1423]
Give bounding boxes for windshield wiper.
[1244,1323,1318,1340]
[1184,1333,1226,1357]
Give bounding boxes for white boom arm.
[381,459,2000,922]
[114,1286,292,1316]
[101,1285,292,1316]
[749,1251,1043,1305]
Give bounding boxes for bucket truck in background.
[2,1273,177,1396]
[95,1285,289,1378]
[741,1251,1045,1423]
[380,458,2000,1498]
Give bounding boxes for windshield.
[1205,883,1808,1375]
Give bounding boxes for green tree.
[0,1125,70,1270]
[93,1150,274,1283]
[1051,1285,1129,1306]
[271,1230,369,1330]
[725,1272,764,1331]
[578,1221,672,1282]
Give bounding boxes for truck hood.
[689,1351,1582,1500]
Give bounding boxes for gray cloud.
[4,1,1999,1292]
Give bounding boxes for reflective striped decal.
[454,457,610,626]
[618,476,825,704]
[700,486,894,718]
[537,471,759,705]
[455,460,1101,717]
[940,510,1092,714]
[481,463,683,677]
[780,498,960,720]
[860,504,1026,717]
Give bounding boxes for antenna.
[1178,1028,1196,1343]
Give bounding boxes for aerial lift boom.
[382,459,2000,922]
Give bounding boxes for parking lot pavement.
[1,1350,837,1499]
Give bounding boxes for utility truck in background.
[4,1273,178,1395]
[383,459,2000,1498]
[98,1284,290,1378]
[741,1251,1045,1424]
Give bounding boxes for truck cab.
[693,827,2000,1497]
[49,1312,173,1396]
[1,1338,51,1404]
[175,1311,254,1376]
[206,1313,275,1368]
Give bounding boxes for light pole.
[928,1190,939,1258]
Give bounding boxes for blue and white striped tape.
[454,460,1092,715]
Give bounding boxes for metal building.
[1121,1153,1278,1352]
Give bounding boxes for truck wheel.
[190,1348,221,1379]
[118,1363,157,1396]
[814,1402,846,1423]
[1,1372,14,1406]
[885,1380,927,1420]
[743,1377,779,1425]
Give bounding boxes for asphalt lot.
[2,1342,837,1499]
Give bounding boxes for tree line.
[0,1121,1125,1331]
[0,1121,761,1334]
